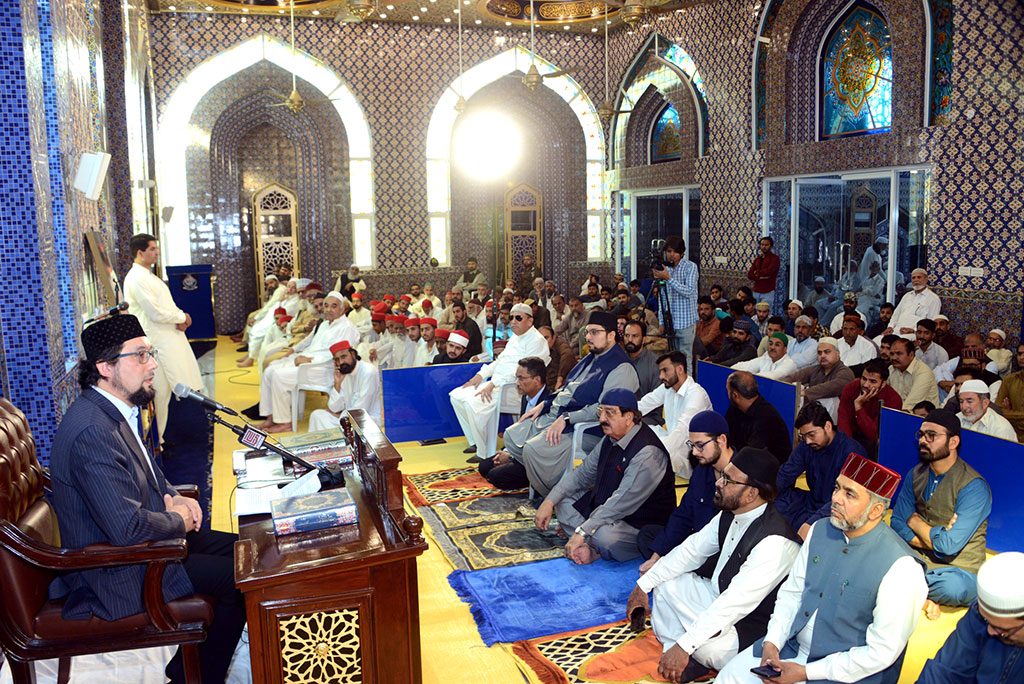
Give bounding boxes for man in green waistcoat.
[890,409,992,620]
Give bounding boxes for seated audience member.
[941,366,984,412]
[917,552,1024,683]
[637,351,712,477]
[753,316,787,357]
[534,388,674,564]
[347,292,371,337]
[414,317,439,365]
[714,455,927,684]
[529,297,551,329]
[335,264,366,297]
[450,303,549,458]
[580,281,603,307]
[502,312,639,497]
[802,306,830,341]
[879,332,901,364]
[708,284,726,306]
[837,315,878,368]
[454,257,485,292]
[995,342,1024,441]
[829,292,868,334]
[637,411,733,564]
[729,299,761,344]
[733,332,798,380]
[866,302,895,338]
[50,315,245,684]
[627,279,645,309]
[547,293,568,327]
[450,300,483,357]
[957,379,1018,440]
[432,330,469,364]
[710,319,758,367]
[624,320,660,402]
[725,371,792,463]
[785,316,819,369]
[986,328,1012,377]
[477,357,552,490]
[307,341,382,431]
[891,410,992,620]
[783,337,855,409]
[889,337,940,407]
[913,400,937,417]
[784,299,802,336]
[492,304,513,341]
[628,447,801,683]
[777,401,866,537]
[695,296,725,356]
[932,314,963,359]
[916,318,951,370]
[553,295,589,348]
[882,268,942,341]
[837,359,903,458]
[257,292,360,433]
[430,329,449,360]
[804,276,829,311]
[753,301,771,338]
[935,336,1002,400]
[539,324,574,390]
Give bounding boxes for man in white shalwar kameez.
[122,234,203,440]
[346,292,372,338]
[308,341,383,431]
[257,291,360,433]
[243,279,300,365]
[450,303,550,459]
[637,350,712,477]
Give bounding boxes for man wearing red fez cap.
[433,330,470,365]
[400,294,412,303]
[414,317,439,365]
[351,292,362,299]
[715,452,927,684]
[346,288,372,337]
[383,294,396,302]
[403,317,425,364]
[306,282,323,293]
[307,338,382,430]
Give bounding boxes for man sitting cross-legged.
[626,447,801,683]
[534,388,674,564]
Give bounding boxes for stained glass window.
[820,3,892,139]
[650,104,682,163]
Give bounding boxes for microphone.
[173,383,238,416]
[84,301,129,324]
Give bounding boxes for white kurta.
[249,294,300,359]
[638,505,801,670]
[637,376,712,477]
[788,337,819,369]
[123,263,204,439]
[713,522,927,684]
[732,353,799,380]
[449,326,550,458]
[828,308,868,334]
[258,317,361,423]
[917,341,950,370]
[308,360,383,431]
[889,288,941,339]
[957,408,1018,441]
[347,307,372,338]
[837,335,877,367]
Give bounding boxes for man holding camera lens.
[652,235,699,377]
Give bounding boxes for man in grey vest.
[627,447,801,682]
[716,453,927,684]
[890,409,992,621]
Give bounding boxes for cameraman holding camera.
[652,235,699,376]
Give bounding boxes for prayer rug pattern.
[512,620,655,684]
[421,506,563,571]
[431,492,536,530]
[403,467,527,507]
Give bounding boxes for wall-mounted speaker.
[73,152,111,201]
[161,206,175,223]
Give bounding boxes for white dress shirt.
[294,316,361,364]
[637,376,712,476]
[916,341,949,370]
[638,504,801,656]
[763,522,927,682]
[829,308,868,334]
[732,353,798,380]
[957,408,1019,441]
[788,337,819,369]
[837,334,877,366]
[477,326,550,386]
[890,288,941,337]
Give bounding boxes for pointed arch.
[751,0,785,151]
[426,46,605,264]
[156,34,374,267]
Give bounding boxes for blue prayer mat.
[448,556,643,645]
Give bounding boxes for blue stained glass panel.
[821,4,892,138]
[650,104,682,163]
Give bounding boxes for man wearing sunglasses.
[450,303,549,459]
[918,552,1024,683]
[890,409,992,621]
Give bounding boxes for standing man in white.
[450,303,550,459]
[122,233,203,441]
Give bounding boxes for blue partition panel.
[696,360,798,436]
[381,363,484,443]
[166,265,215,339]
[878,407,1023,552]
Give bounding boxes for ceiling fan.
[508,1,580,90]
[267,0,349,113]
[335,0,374,23]
[603,0,711,25]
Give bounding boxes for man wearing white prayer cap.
[986,328,1012,377]
[917,552,1024,682]
[956,378,1018,441]
[883,268,941,341]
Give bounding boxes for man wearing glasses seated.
[890,409,992,621]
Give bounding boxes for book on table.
[270,487,358,536]
[277,428,353,469]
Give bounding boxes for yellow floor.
[207,337,958,683]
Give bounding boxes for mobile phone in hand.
[750,664,783,679]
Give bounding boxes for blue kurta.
[646,463,718,556]
[917,602,1024,683]
[775,430,865,529]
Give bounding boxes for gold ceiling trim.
[479,0,616,25]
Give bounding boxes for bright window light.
[453,111,521,180]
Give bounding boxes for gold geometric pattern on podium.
[279,608,362,683]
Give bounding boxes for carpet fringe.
[448,570,502,646]
[509,641,568,684]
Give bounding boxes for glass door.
[625,186,700,279]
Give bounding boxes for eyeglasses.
[512,315,529,321]
[716,473,749,487]
[584,327,607,337]
[685,437,715,452]
[117,348,157,364]
[978,607,1024,639]
[915,429,948,443]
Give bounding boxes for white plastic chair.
[290,360,334,432]
[530,419,599,500]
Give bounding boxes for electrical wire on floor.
[199,367,261,386]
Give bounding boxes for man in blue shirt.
[891,409,992,621]
[652,235,698,377]
[918,552,1024,683]
[636,410,732,571]
[776,400,866,537]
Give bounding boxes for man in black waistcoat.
[627,447,802,683]
[535,388,675,564]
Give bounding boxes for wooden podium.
[234,410,427,683]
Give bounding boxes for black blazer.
[520,385,554,414]
[48,388,193,621]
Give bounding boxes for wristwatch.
[574,525,589,540]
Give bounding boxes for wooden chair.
[0,398,213,684]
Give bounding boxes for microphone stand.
[206,411,345,488]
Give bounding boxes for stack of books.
[270,487,358,536]
[278,428,353,469]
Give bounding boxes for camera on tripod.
[650,238,667,273]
